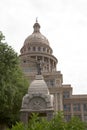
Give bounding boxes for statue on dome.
[28,57,43,75]
[36,58,43,75]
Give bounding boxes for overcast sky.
[0,0,87,94]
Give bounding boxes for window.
[28,47,31,51]
[83,104,87,111]
[33,46,36,51]
[31,56,36,59]
[45,79,55,87]
[50,80,55,87]
[47,49,49,53]
[63,104,71,111]
[43,47,46,52]
[73,104,80,111]
[38,47,41,51]
[63,91,70,98]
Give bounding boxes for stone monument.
[20,74,54,124]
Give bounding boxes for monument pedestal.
[20,75,54,123]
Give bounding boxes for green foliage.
[28,113,50,130]
[0,31,28,127]
[7,113,50,130]
[67,116,85,130]
[7,112,87,130]
[7,122,26,130]
[50,111,66,130]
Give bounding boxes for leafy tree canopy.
[0,31,28,127]
[7,112,87,130]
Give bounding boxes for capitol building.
[20,21,87,122]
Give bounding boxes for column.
[81,104,84,121]
[71,103,74,117]
[59,93,63,111]
[42,56,44,72]
[55,93,58,111]
[48,58,51,72]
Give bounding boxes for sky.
[0,0,87,94]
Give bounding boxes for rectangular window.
[63,104,71,111]
[73,104,80,111]
[45,79,55,87]
[38,47,41,51]
[43,47,46,51]
[33,46,36,51]
[83,104,87,111]
[50,79,55,87]
[63,91,70,98]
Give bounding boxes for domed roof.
[24,21,49,46]
[28,75,49,95]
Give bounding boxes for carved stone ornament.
[29,97,46,110]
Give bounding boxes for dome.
[28,75,49,95]
[24,21,49,46]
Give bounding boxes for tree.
[7,112,87,130]
[0,31,28,128]
[49,111,66,130]
[67,116,86,130]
